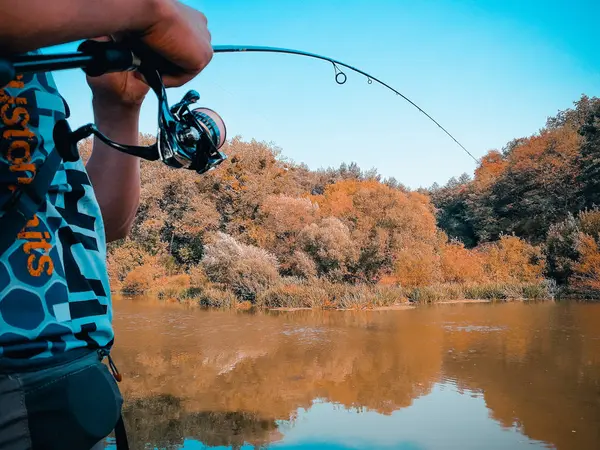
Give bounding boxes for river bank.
[116,278,561,310]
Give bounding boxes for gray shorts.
[0,349,123,450]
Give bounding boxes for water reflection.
[121,395,281,449]
[107,298,600,450]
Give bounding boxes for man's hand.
[0,0,213,89]
[140,1,213,87]
[86,39,151,110]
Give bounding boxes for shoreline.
[268,299,501,312]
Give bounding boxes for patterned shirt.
[0,58,114,360]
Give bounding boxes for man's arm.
[0,0,151,243]
[0,0,159,54]
[86,101,142,243]
[0,0,214,242]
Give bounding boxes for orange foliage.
[314,180,437,240]
[260,195,319,237]
[572,234,600,291]
[508,127,580,174]
[473,150,508,190]
[394,242,441,288]
[122,266,155,294]
[482,235,544,283]
[378,275,399,286]
[441,242,487,283]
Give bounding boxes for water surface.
[106,299,600,450]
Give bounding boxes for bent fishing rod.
[0,41,477,174]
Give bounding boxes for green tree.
[578,98,600,208]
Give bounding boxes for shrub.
[122,266,154,295]
[578,209,600,237]
[545,215,580,284]
[257,281,406,309]
[286,250,318,279]
[260,195,319,236]
[394,242,441,287]
[408,284,463,303]
[571,233,600,292]
[369,285,409,306]
[297,217,358,281]
[197,287,237,309]
[188,265,210,289]
[407,281,552,303]
[482,235,544,283]
[152,274,192,300]
[441,241,487,283]
[202,232,281,301]
[107,241,150,289]
[545,208,600,287]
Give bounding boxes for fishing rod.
[0,41,477,172]
[213,46,477,162]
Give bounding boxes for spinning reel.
[1,40,227,174]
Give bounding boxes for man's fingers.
[89,36,112,42]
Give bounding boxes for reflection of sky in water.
[106,382,551,450]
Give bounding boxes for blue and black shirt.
[0,56,114,361]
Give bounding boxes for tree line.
[430,94,600,296]
[86,94,599,305]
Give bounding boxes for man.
[0,1,213,448]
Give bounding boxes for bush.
[122,266,154,295]
[441,241,487,283]
[152,274,192,300]
[394,243,442,287]
[297,217,358,281]
[571,233,600,292]
[578,209,600,237]
[188,265,210,289]
[482,235,545,283]
[286,250,318,279]
[369,285,408,307]
[545,208,600,286]
[545,215,580,284]
[107,241,151,289]
[197,287,237,309]
[202,232,281,301]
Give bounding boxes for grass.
[122,274,556,309]
[407,281,555,303]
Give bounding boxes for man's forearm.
[86,102,141,242]
[0,0,162,54]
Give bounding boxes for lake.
[104,298,600,450]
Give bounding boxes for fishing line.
[213,45,478,163]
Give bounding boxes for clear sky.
[50,0,599,188]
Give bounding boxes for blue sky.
[50,0,599,188]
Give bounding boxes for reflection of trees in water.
[112,304,443,447]
[122,394,281,450]
[442,303,600,450]
[112,300,600,450]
